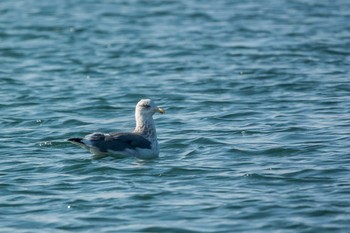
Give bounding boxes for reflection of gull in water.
[68,99,165,159]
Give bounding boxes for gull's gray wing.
[86,132,151,153]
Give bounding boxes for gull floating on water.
[68,99,165,159]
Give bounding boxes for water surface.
[1,0,350,232]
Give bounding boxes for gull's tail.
[68,137,92,151]
[68,137,85,146]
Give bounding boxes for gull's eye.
[142,104,151,109]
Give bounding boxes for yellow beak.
[158,107,165,114]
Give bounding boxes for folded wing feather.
[86,132,151,153]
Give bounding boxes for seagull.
[68,99,165,159]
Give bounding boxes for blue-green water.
[1,0,350,232]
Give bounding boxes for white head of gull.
[68,99,165,159]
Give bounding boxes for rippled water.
[1,0,350,232]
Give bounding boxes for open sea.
[1,0,350,232]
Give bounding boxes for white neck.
[134,112,157,140]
